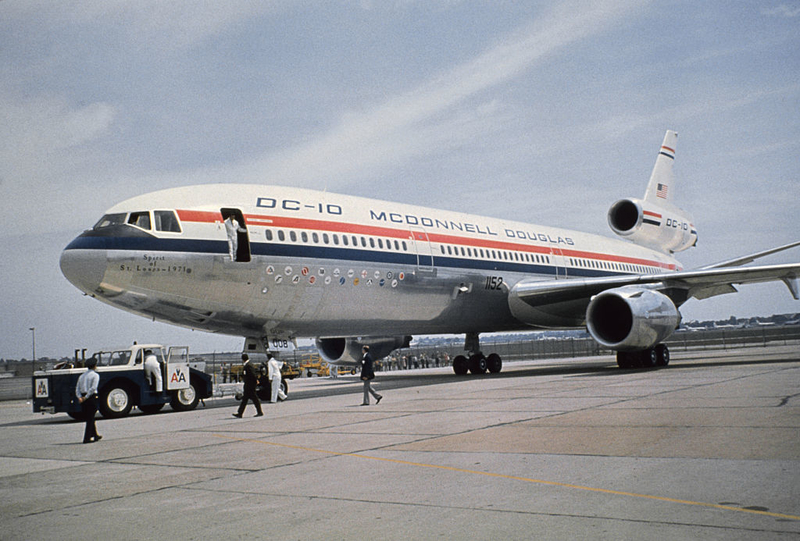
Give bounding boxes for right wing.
[509,244,800,324]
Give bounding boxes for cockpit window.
[154,210,182,233]
[93,213,127,229]
[128,211,151,230]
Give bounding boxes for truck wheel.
[170,380,199,411]
[99,384,134,418]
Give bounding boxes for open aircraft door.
[550,247,568,279]
[220,208,251,262]
[409,227,434,271]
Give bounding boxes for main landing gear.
[616,344,670,369]
[452,333,503,375]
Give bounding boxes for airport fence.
[383,325,800,369]
[6,326,800,401]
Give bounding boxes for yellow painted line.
[213,434,800,521]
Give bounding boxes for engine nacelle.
[315,336,412,365]
[586,288,680,351]
[608,198,697,254]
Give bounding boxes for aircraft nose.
[60,242,106,295]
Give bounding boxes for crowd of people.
[377,351,451,372]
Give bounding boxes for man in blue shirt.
[76,357,102,443]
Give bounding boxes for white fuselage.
[60,184,681,342]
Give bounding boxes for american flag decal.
[656,183,668,199]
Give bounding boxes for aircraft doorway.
[221,208,251,263]
[409,227,434,270]
[550,247,567,279]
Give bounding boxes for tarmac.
[1,345,799,540]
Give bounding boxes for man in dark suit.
[233,353,263,417]
[360,345,383,406]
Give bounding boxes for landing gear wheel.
[453,355,469,375]
[170,380,199,411]
[640,348,658,368]
[486,353,502,374]
[468,353,487,374]
[616,351,636,369]
[655,344,670,367]
[99,384,133,418]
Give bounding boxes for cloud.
[215,1,647,188]
[0,90,116,168]
[3,0,280,49]
[762,4,800,17]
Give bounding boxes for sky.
[1,0,798,360]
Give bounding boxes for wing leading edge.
[510,245,800,321]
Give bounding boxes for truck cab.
[33,344,213,419]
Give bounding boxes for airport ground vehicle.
[318,363,357,377]
[32,344,213,419]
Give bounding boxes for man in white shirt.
[76,357,101,443]
[144,349,162,392]
[224,215,245,261]
[267,354,287,403]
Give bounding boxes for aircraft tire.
[453,355,469,375]
[468,353,487,374]
[486,353,502,374]
[655,344,670,367]
[616,351,636,369]
[641,348,658,368]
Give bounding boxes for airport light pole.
[29,327,36,362]
[29,327,36,398]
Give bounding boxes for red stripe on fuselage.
[176,209,678,271]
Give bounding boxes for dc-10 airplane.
[60,131,800,374]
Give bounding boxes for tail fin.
[644,130,678,206]
[608,129,697,253]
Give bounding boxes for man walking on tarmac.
[360,345,383,406]
[233,353,263,418]
[76,357,102,443]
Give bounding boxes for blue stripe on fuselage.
[64,235,621,279]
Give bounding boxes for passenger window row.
[265,229,409,252]
[569,257,657,274]
[439,244,551,265]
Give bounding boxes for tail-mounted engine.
[608,198,697,254]
[609,130,697,254]
[586,287,680,351]
[315,336,412,365]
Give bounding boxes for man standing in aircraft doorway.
[224,214,245,261]
[360,346,383,406]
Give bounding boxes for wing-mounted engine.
[608,130,697,254]
[585,287,680,351]
[608,197,697,253]
[315,336,412,365]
